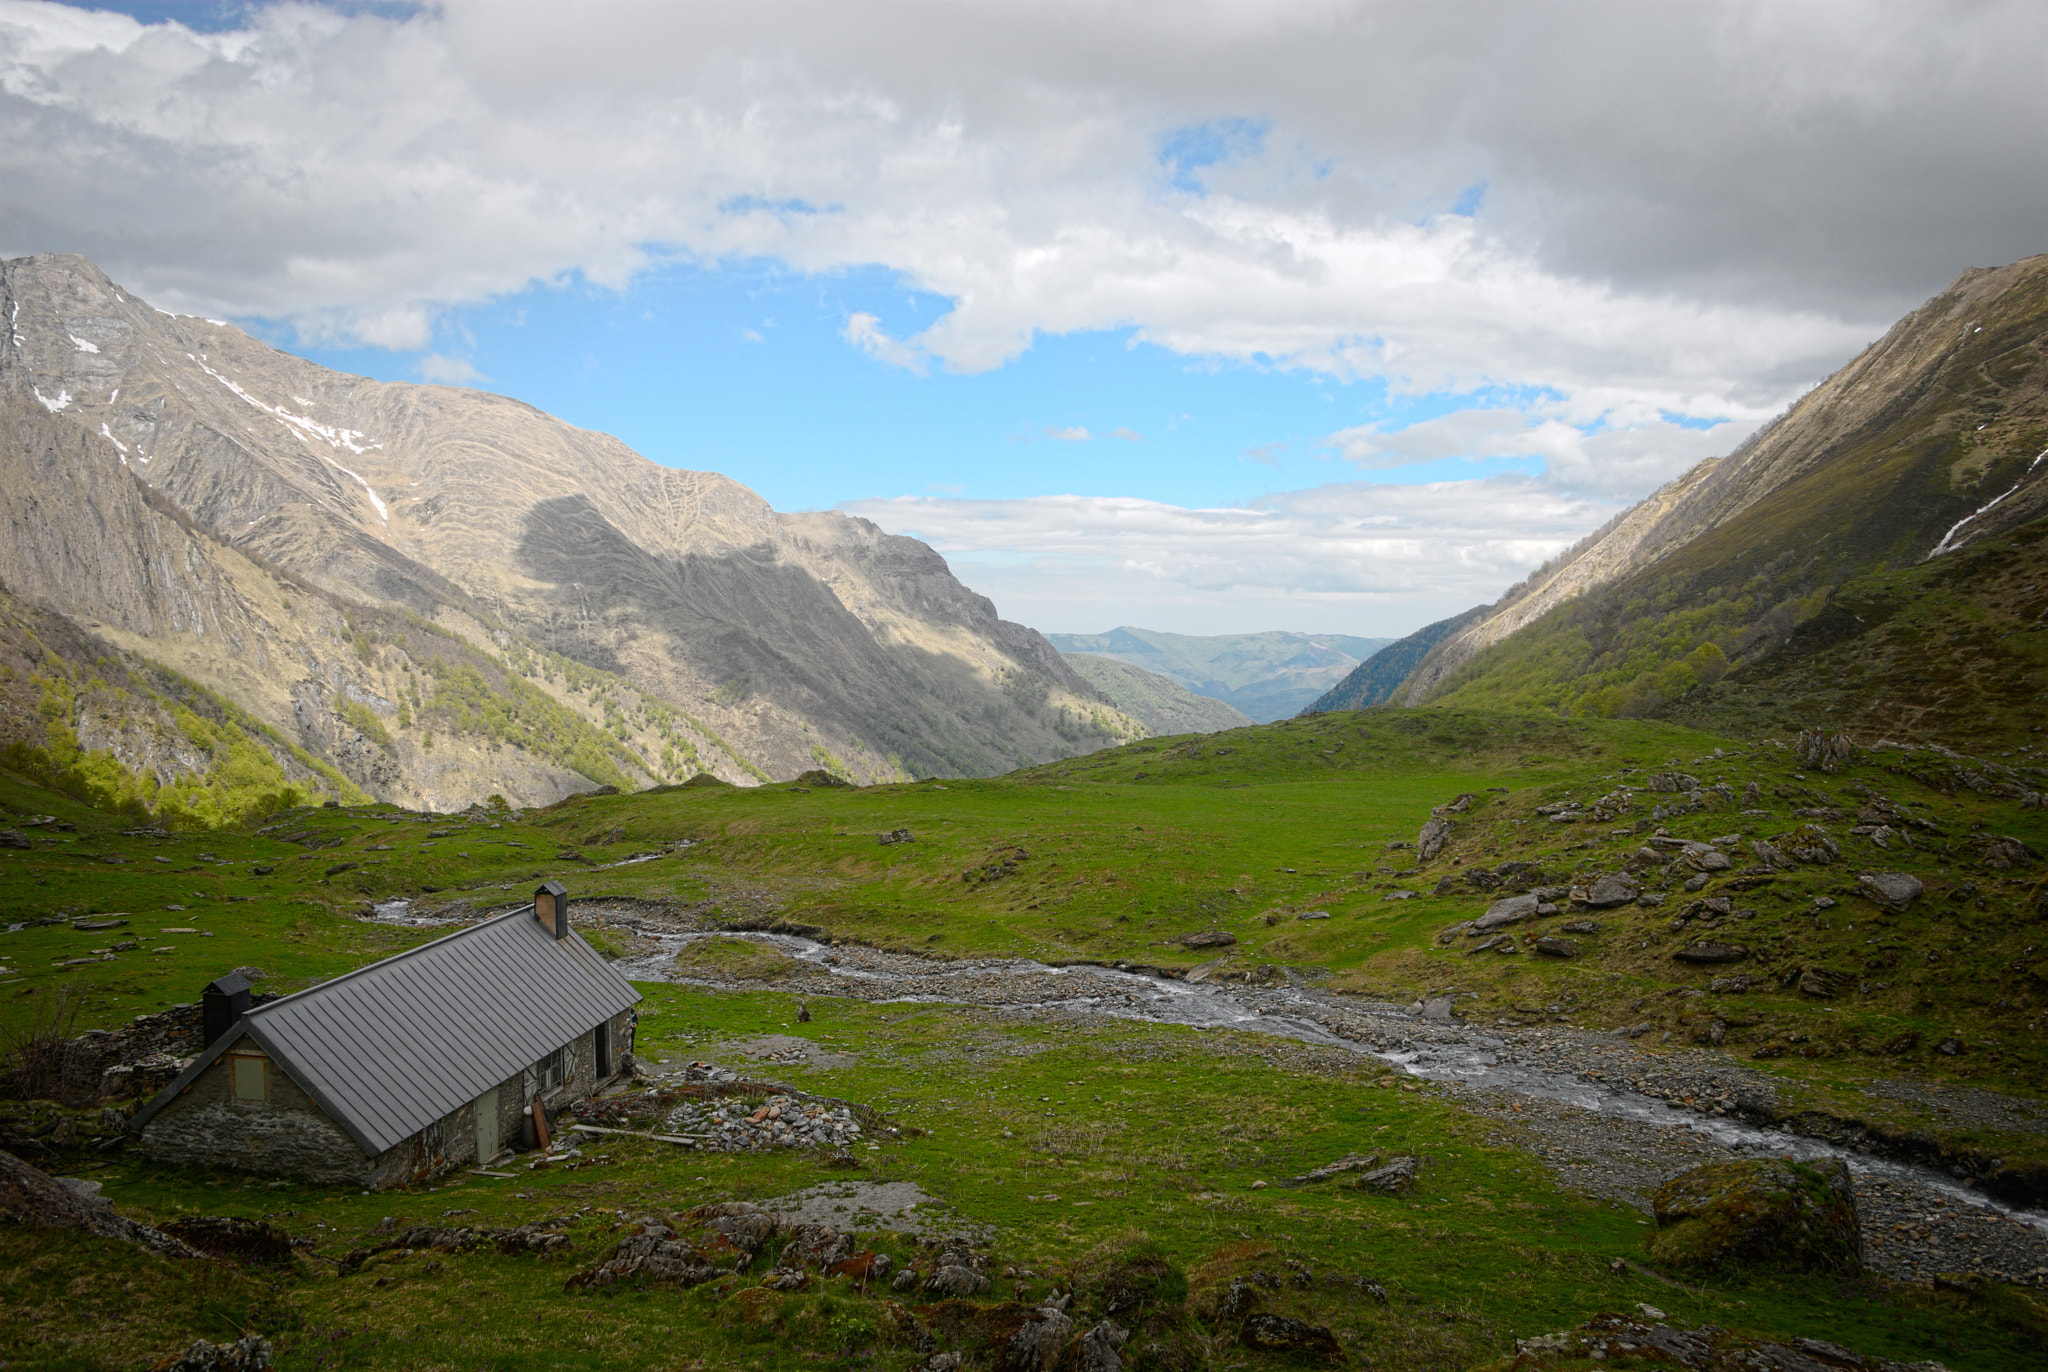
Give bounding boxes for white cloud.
[1321,407,1744,497]
[842,477,1615,636]
[1047,425,1092,442]
[842,311,927,373]
[417,352,482,385]
[3,0,2039,424]
[1111,427,1142,442]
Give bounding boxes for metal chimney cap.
[534,880,568,899]
[205,971,253,997]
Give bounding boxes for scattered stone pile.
[1509,1315,1949,1371]
[567,1200,896,1294]
[661,1092,866,1152]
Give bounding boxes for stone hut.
[129,886,640,1189]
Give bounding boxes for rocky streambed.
[617,929,2048,1288]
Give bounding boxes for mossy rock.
[1076,1239,1188,1318]
[790,769,851,788]
[1646,1157,1860,1274]
[681,772,734,788]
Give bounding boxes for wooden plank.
[566,1123,713,1140]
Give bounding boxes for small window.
[230,1054,268,1101]
[537,1046,565,1091]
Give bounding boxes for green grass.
[9,988,2042,1372]
[3,706,2045,1370]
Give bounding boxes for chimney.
[534,880,569,939]
[202,971,253,1047]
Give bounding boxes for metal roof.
[133,909,641,1157]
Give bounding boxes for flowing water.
[622,929,2048,1236]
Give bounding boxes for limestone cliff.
[0,253,1138,806]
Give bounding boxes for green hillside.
[1061,652,1252,734]
[1415,262,2048,752]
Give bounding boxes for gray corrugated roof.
[134,910,640,1156]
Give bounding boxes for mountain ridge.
[1385,256,2048,714]
[0,252,1143,809]
[1370,254,2048,750]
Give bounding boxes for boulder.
[1281,1152,1381,1188]
[924,1264,990,1298]
[1794,729,1860,774]
[1855,871,1923,911]
[1001,1306,1074,1372]
[1796,969,1839,999]
[1748,839,1791,870]
[150,1337,272,1371]
[1241,1314,1345,1363]
[1673,942,1748,965]
[1181,931,1236,950]
[1353,1156,1420,1195]
[877,828,914,846]
[1532,937,1578,958]
[1772,826,1841,865]
[1076,1320,1130,1372]
[1683,848,1733,873]
[1417,816,1453,861]
[1580,873,1639,908]
[1474,894,1539,930]
[1647,1157,1860,1274]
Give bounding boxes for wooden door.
[474,1086,499,1162]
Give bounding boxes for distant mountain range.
[0,253,1142,814]
[1046,627,1393,723]
[1306,254,2048,752]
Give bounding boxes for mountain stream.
[617,928,2048,1250]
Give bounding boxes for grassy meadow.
[2,707,2046,1370]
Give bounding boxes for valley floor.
[3,708,2045,1369]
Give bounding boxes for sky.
[4,1,2043,638]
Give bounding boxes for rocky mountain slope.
[1059,653,1252,735]
[0,253,1139,809]
[1047,627,1391,722]
[1349,255,2048,750]
[1300,605,1488,714]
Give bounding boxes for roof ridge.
[246,905,527,1018]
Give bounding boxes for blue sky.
[279,259,1551,516]
[10,0,2041,633]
